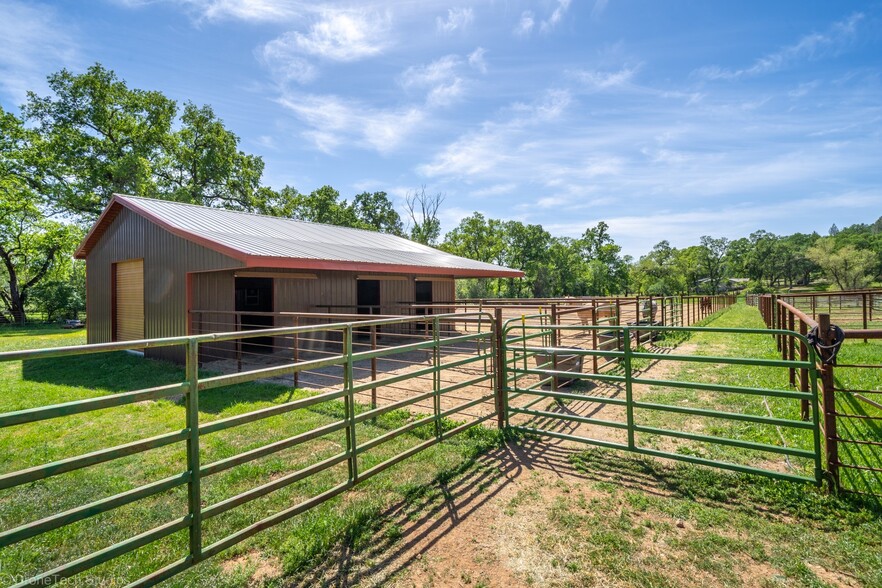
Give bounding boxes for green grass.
[0,325,501,587]
[538,448,882,588]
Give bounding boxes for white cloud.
[0,0,79,105]
[514,11,535,36]
[277,93,424,154]
[436,7,474,33]
[694,12,864,80]
[112,0,304,22]
[468,47,487,73]
[569,66,638,91]
[290,8,392,61]
[419,89,572,178]
[259,7,392,85]
[540,0,571,33]
[260,39,317,84]
[399,55,465,107]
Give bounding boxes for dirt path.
[286,342,712,588]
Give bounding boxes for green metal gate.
[500,319,825,485]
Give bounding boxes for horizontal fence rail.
[0,312,497,586]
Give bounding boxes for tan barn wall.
[85,207,242,362]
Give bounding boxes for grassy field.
[0,325,500,587]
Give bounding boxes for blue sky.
[2,1,881,257]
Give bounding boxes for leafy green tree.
[697,236,729,293]
[282,185,358,226]
[579,222,630,295]
[442,213,502,263]
[806,238,877,290]
[0,107,77,323]
[499,221,551,297]
[23,64,176,217]
[350,191,404,235]
[0,196,75,323]
[156,102,264,210]
[632,240,683,295]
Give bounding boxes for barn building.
[74,195,522,362]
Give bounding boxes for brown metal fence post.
[370,325,378,411]
[862,293,869,343]
[493,308,506,429]
[292,316,299,389]
[818,313,839,492]
[591,306,599,374]
[799,319,809,420]
[235,312,242,373]
[787,311,795,387]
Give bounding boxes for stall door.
[114,259,144,341]
[235,277,274,353]
[415,281,433,315]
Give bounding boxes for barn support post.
[185,338,203,561]
[493,308,507,429]
[818,313,839,492]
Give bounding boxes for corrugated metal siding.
[86,207,242,362]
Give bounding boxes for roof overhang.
[75,195,525,279]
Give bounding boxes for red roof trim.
[76,194,525,279]
[242,255,524,278]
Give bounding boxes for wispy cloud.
[569,65,638,91]
[468,47,487,73]
[112,0,304,22]
[436,7,473,33]
[694,12,864,80]
[0,0,79,106]
[540,0,571,33]
[277,93,424,154]
[514,11,535,36]
[399,55,465,107]
[419,89,572,178]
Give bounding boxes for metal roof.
[75,195,524,278]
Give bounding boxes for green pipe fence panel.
[0,312,497,586]
[501,319,825,487]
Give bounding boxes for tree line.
[0,64,439,323]
[2,64,880,322]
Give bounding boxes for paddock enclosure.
[8,292,869,587]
